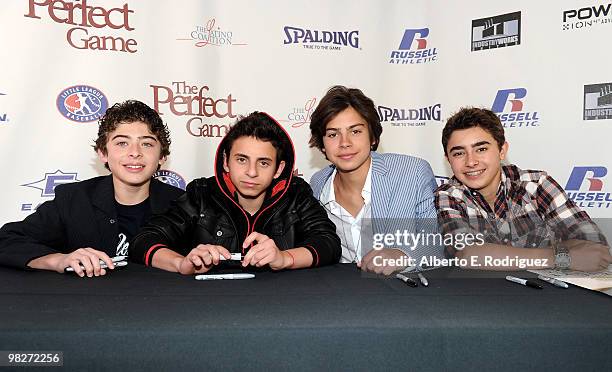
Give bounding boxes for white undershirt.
[320,159,372,263]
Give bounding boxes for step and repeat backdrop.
[0,0,610,225]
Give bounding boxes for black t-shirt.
[114,198,151,257]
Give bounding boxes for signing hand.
[177,244,231,275]
[242,232,287,270]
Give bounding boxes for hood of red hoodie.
[213,112,296,211]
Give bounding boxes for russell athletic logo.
[583,83,612,120]
[471,11,521,51]
[57,85,109,122]
[154,170,187,190]
[563,3,612,31]
[283,26,360,51]
[565,166,611,209]
[20,170,80,212]
[491,88,539,128]
[389,28,437,64]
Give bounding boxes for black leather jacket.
[132,115,340,267]
[132,176,341,267]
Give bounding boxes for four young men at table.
[0,88,609,276]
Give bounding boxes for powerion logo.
[563,3,612,31]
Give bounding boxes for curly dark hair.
[309,85,383,152]
[94,100,171,169]
[442,107,505,155]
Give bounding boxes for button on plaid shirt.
[435,164,608,257]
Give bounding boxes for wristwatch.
[554,242,571,270]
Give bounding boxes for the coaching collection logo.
[283,26,360,51]
[471,11,521,51]
[20,170,80,212]
[279,97,317,128]
[57,85,109,123]
[389,28,437,64]
[153,170,187,190]
[565,166,611,209]
[0,92,8,124]
[150,81,237,139]
[583,83,612,120]
[562,3,612,31]
[24,0,138,53]
[178,18,247,48]
[377,104,442,127]
[491,88,540,128]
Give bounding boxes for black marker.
[505,275,543,289]
[396,273,418,287]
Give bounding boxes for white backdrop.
[1,0,610,226]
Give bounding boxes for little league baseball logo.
[57,85,109,122]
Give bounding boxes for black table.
[0,264,610,371]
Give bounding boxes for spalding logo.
[154,170,187,190]
[57,85,109,122]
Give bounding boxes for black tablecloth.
[0,264,610,371]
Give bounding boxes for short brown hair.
[93,100,171,169]
[309,85,382,152]
[442,107,505,155]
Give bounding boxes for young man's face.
[445,126,508,197]
[322,106,374,173]
[97,121,165,189]
[223,136,285,202]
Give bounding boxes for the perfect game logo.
[583,83,612,120]
[472,11,521,51]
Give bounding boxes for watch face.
[556,252,571,270]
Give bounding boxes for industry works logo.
[435,175,450,188]
[377,103,441,127]
[565,166,611,208]
[57,85,109,123]
[563,3,612,31]
[154,170,187,190]
[491,88,539,128]
[471,11,521,51]
[389,28,437,64]
[177,18,247,48]
[151,81,237,138]
[20,170,79,212]
[283,26,360,51]
[0,92,8,124]
[279,97,317,128]
[584,83,612,120]
[24,0,137,53]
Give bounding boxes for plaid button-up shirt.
[435,164,608,257]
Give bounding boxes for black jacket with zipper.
[0,175,184,269]
[131,114,341,267]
